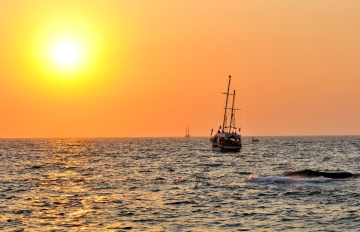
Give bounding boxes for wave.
[247,169,357,184]
[284,169,355,179]
[247,175,332,183]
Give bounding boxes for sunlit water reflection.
[0,136,359,231]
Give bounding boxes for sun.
[51,40,83,69]
[31,16,107,84]
[53,42,80,67]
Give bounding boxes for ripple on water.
[0,137,359,231]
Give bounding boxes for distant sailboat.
[210,75,242,152]
[185,126,190,138]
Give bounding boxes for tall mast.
[229,90,236,133]
[222,75,231,133]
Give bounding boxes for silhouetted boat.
[251,137,259,143]
[210,75,242,152]
[185,126,190,138]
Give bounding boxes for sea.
[0,136,359,231]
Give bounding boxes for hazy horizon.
[1,134,360,140]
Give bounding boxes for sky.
[1,0,360,138]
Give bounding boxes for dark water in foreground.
[0,136,359,231]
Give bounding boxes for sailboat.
[210,75,242,152]
[185,126,190,138]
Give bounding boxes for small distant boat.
[251,137,259,143]
[185,126,190,138]
[210,75,242,152]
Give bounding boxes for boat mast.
[222,75,231,133]
[228,90,236,133]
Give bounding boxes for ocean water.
[0,136,359,231]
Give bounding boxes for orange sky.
[1,0,360,138]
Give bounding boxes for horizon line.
[1,134,360,139]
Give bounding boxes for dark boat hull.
[210,142,241,152]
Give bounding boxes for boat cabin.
[214,132,241,145]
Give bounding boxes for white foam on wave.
[247,174,332,183]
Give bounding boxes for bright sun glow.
[31,16,107,85]
[53,42,80,67]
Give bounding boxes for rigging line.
[212,92,223,131]
[212,80,228,131]
[221,75,232,133]
[231,77,242,131]
[235,95,242,131]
